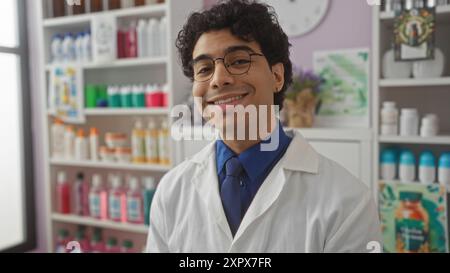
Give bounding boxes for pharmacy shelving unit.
[372,5,450,197]
[37,0,203,252]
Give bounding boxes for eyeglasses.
[192,49,265,82]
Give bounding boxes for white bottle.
[419,151,436,184]
[147,18,159,57]
[75,129,89,160]
[438,153,450,189]
[380,149,397,181]
[137,19,148,58]
[121,0,134,8]
[62,33,75,63]
[400,108,419,136]
[132,119,146,163]
[51,119,66,158]
[90,127,99,161]
[381,101,398,136]
[420,114,439,137]
[159,17,167,57]
[64,126,75,159]
[82,31,92,63]
[75,32,85,63]
[399,150,416,183]
[51,34,63,64]
[158,119,170,165]
[145,119,159,164]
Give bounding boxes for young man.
[146,0,381,252]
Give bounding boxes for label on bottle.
[127,197,142,222]
[395,218,427,252]
[109,195,121,220]
[89,194,101,218]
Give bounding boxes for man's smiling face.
[191,29,284,131]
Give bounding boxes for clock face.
[264,0,329,37]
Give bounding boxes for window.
[0,0,35,252]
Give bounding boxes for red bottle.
[56,171,71,214]
[126,22,138,58]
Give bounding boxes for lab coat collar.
[190,129,319,174]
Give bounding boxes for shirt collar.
[215,121,291,181]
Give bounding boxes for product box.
[91,15,117,64]
[379,181,449,253]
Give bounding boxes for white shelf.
[379,77,450,87]
[50,158,172,172]
[52,213,148,234]
[43,3,167,28]
[380,5,450,23]
[46,57,167,71]
[84,108,169,116]
[379,135,450,145]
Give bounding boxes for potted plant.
[283,68,323,128]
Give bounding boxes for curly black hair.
[175,0,293,110]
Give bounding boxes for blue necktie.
[221,157,243,236]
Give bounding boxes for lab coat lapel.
[190,141,234,241]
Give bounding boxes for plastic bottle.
[121,240,134,253]
[64,125,75,159]
[137,19,148,58]
[159,17,167,57]
[74,226,90,253]
[381,101,398,136]
[120,0,134,8]
[126,21,138,58]
[132,84,146,108]
[55,229,70,253]
[62,33,75,63]
[75,129,89,160]
[105,237,120,253]
[90,127,99,161]
[120,85,133,108]
[399,150,416,183]
[147,18,159,57]
[73,172,90,216]
[126,176,144,224]
[418,151,436,184]
[158,119,170,165]
[400,108,419,136]
[381,148,397,181]
[75,32,84,63]
[108,85,121,108]
[56,171,71,214]
[90,227,105,253]
[108,0,122,10]
[420,114,439,137]
[51,34,63,64]
[82,31,92,63]
[132,119,146,163]
[143,176,156,226]
[108,175,126,222]
[89,174,108,219]
[145,119,159,164]
[51,118,65,158]
[162,83,169,107]
[438,153,450,189]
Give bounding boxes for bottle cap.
[77,128,85,137]
[111,175,122,189]
[128,177,140,190]
[419,151,435,167]
[76,172,84,180]
[66,126,74,132]
[439,153,450,168]
[399,150,415,166]
[401,108,418,116]
[381,149,396,164]
[143,177,156,190]
[57,171,67,184]
[135,119,143,129]
[92,174,102,188]
[383,101,396,109]
[90,127,99,136]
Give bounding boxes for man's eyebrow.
[192,45,256,64]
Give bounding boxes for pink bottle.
[73,172,90,216]
[56,171,71,214]
[108,175,126,222]
[89,174,108,220]
[90,228,105,253]
[126,21,138,58]
[126,177,144,224]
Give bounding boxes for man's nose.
[209,61,234,89]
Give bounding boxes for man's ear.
[271,63,284,93]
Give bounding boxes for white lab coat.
[146,129,382,253]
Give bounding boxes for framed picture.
[379,181,448,253]
[48,65,85,124]
[313,48,370,128]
